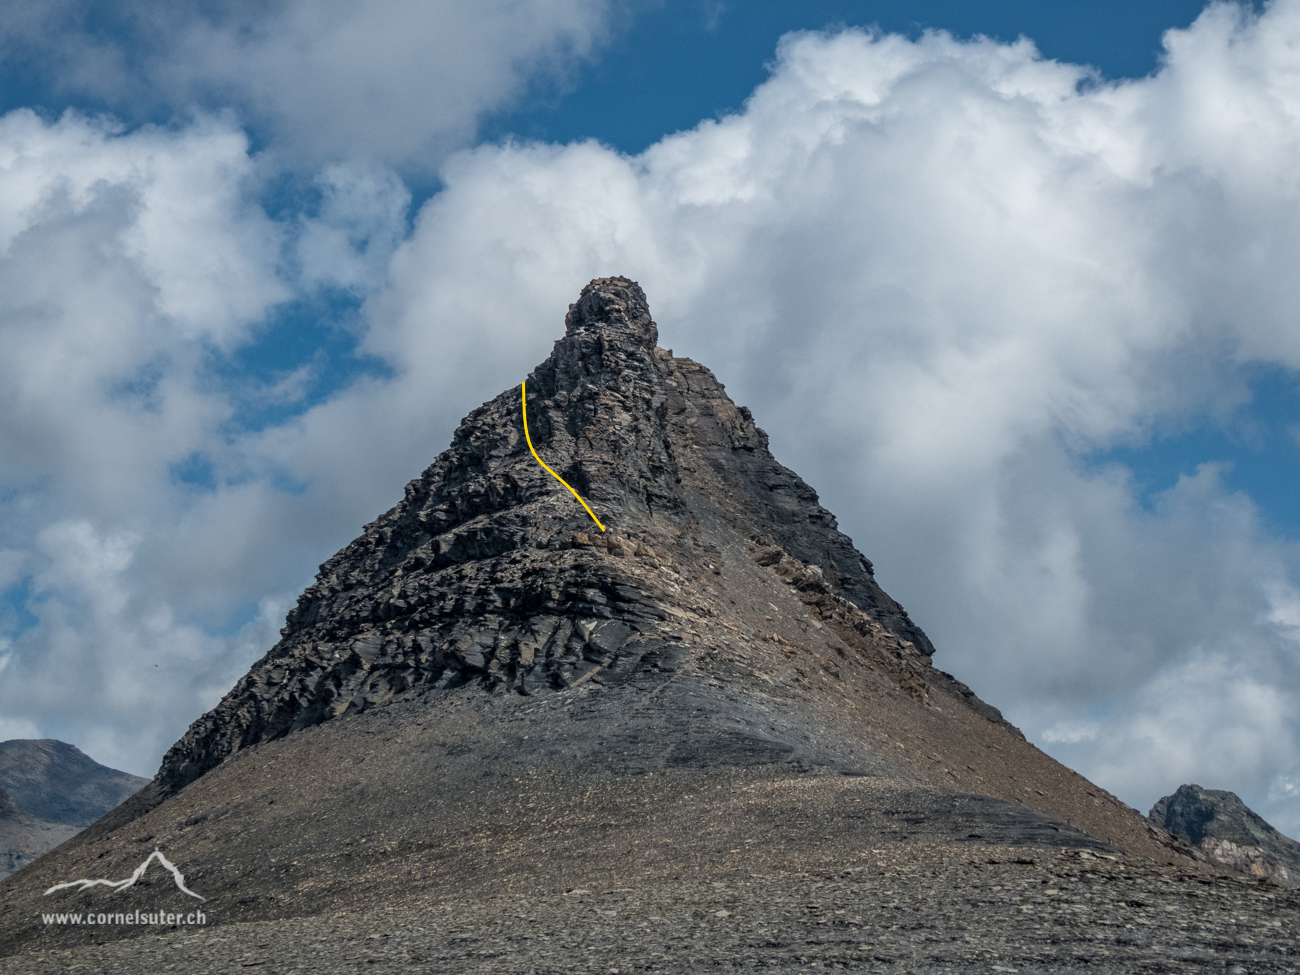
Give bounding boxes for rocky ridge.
[1152,783,1300,886]
[0,740,148,829]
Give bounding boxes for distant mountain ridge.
[1,786,81,881]
[0,740,147,881]
[0,740,148,828]
[1151,783,1300,886]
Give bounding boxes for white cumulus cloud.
[0,109,297,774]
[0,0,621,170]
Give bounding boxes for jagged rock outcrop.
[158,276,942,792]
[1150,783,1300,886]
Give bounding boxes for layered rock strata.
[159,277,949,793]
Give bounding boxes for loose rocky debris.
[0,742,148,881]
[751,539,934,708]
[0,791,79,882]
[7,848,1298,974]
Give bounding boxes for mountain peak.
[563,276,657,348]
[156,277,941,792]
[0,739,148,828]
[1151,783,1300,885]
[5,281,1238,964]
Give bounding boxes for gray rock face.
[157,276,947,793]
[1150,783,1300,885]
[0,787,82,881]
[0,740,148,828]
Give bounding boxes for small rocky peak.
[531,275,663,405]
[564,277,658,349]
[1150,784,1271,847]
[1151,783,1300,885]
[0,787,20,819]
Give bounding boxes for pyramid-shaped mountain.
[159,275,951,791]
[2,279,1233,965]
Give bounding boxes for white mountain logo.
[44,848,205,901]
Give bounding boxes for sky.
[1,0,1299,837]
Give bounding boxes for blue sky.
[1099,365,1300,538]
[0,0,1298,834]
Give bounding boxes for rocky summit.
[3,278,1298,973]
[155,274,941,794]
[1151,783,1300,886]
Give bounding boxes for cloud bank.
[2,1,1300,834]
[0,0,617,169]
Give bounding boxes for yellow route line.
[521,381,606,532]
